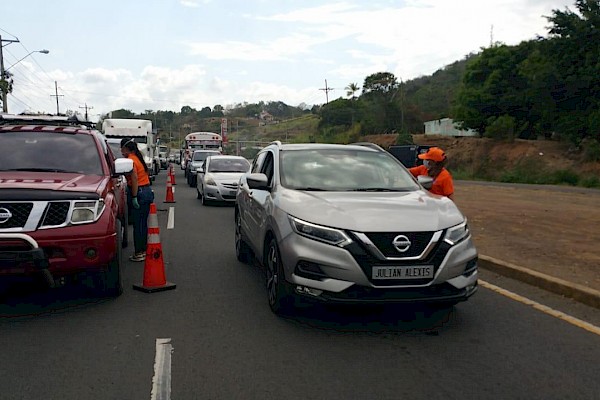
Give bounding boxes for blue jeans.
[128,186,155,254]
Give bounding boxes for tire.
[265,237,294,315]
[95,220,124,297]
[235,211,252,264]
[201,193,210,206]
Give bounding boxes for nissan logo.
[0,207,12,224]
[392,235,411,253]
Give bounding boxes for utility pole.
[319,79,334,104]
[79,103,93,121]
[1,35,21,113]
[50,81,63,115]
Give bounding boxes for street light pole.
[0,42,49,113]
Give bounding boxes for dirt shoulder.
[453,181,600,291]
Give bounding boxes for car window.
[208,158,250,173]
[193,151,220,161]
[260,152,275,187]
[251,152,267,173]
[279,148,419,191]
[0,131,104,175]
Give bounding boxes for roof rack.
[0,113,95,128]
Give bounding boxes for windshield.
[193,151,220,161]
[208,158,250,173]
[280,148,419,191]
[0,131,104,175]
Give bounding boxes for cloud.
[180,0,200,8]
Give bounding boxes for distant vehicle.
[0,114,133,297]
[387,145,435,168]
[186,150,221,187]
[158,145,169,169]
[196,155,250,205]
[102,118,159,180]
[182,132,222,172]
[235,141,478,315]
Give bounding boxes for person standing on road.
[409,147,455,200]
[121,138,155,262]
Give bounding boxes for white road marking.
[479,280,600,337]
[167,207,175,230]
[151,338,173,400]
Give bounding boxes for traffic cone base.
[133,281,176,293]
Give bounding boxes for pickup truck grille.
[41,202,70,227]
[0,203,33,229]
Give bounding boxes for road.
[1,169,599,400]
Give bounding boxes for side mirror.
[247,173,269,190]
[114,158,134,175]
[417,175,433,190]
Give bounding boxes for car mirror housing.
[247,173,269,190]
[417,175,433,190]
[114,158,134,176]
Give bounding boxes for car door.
[245,151,275,256]
[239,151,267,253]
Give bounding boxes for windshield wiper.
[3,168,79,173]
[349,188,405,192]
[293,187,328,191]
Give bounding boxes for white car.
[196,155,250,205]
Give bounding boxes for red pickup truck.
[0,115,133,297]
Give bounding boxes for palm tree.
[345,83,360,100]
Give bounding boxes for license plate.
[372,265,434,280]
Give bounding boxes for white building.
[424,118,477,137]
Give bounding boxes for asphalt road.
[1,169,599,400]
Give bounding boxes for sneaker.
[129,253,146,262]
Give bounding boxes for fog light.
[295,261,327,278]
[85,248,97,259]
[295,285,323,297]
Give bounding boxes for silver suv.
[235,142,478,315]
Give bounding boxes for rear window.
[193,151,220,161]
[0,131,104,175]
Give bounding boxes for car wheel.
[201,193,210,206]
[95,220,124,297]
[235,211,252,264]
[265,237,294,315]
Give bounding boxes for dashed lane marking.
[479,280,600,337]
[151,338,173,400]
[167,207,174,230]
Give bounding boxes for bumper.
[203,185,237,202]
[0,229,117,277]
[278,231,478,304]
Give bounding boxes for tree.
[345,83,360,99]
[362,72,399,98]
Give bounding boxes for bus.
[181,132,223,169]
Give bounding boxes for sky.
[1,0,575,120]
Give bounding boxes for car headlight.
[205,175,216,186]
[288,216,352,247]
[444,220,469,245]
[70,200,105,224]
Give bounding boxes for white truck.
[102,118,159,180]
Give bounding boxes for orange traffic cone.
[170,164,177,185]
[133,203,176,293]
[164,173,176,203]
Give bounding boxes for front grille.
[41,202,70,227]
[364,231,434,258]
[321,282,465,302]
[346,240,450,286]
[0,203,33,229]
[222,183,238,190]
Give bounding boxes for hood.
[278,188,464,232]
[0,171,104,193]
